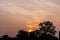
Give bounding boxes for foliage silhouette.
[3,35,9,38]
[16,30,28,40]
[0,21,59,40]
[39,21,56,36]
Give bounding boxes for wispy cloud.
[0,0,60,37]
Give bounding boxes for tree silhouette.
[3,35,9,38]
[39,21,56,36]
[34,21,58,40]
[2,35,10,40]
[16,30,28,40]
[35,21,57,37]
[0,21,59,40]
[34,30,40,37]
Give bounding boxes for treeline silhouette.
[0,21,59,40]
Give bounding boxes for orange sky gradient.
[0,0,60,37]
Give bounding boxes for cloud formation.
[0,0,60,37]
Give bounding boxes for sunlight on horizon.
[28,30,33,32]
[25,24,39,32]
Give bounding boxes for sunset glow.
[26,25,34,32]
[26,24,39,32]
[0,0,60,37]
[28,30,33,32]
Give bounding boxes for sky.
[0,0,60,37]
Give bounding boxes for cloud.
[0,0,60,37]
[49,0,60,6]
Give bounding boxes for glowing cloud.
[0,0,60,37]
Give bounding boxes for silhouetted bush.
[0,21,59,40]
